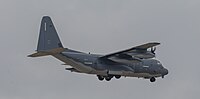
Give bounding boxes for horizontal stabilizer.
[28,48,66,57]
[28,52,50,57]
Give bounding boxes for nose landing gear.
[150,77,156,82]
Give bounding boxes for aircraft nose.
[163,68,168,75]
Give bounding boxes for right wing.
[99,42,160,62]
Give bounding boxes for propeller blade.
[151,47,156,54]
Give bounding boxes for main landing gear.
[97,75,121,81]
[98,75,156,82]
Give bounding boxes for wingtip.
[150,42,160,45]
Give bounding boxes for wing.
[100,42,160,60]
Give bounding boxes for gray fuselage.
[52,49,168,79]
[29,16,168,82]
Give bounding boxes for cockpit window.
[157,62,161,65]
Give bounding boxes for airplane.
[28,16,168,82]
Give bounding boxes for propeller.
[151,47,156,54]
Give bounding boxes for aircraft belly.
[126,73,161,78]
[108,70,161,78]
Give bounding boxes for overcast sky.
[0,0,200,99]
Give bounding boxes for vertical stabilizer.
[37,16,63,51]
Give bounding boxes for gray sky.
[0,0,200,99]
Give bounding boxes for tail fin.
[28,16,65,57]
[37,16,63,51]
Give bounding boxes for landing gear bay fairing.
[28,16,168,82]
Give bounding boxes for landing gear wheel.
[150,77,156,82]
[97,75,104,81]
[105,76,112,81]
[115,75,121,79]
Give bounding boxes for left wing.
[100,42,160,60]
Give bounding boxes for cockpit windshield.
[156,61,164,69]
[157,61,161,65]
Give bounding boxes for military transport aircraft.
[28,16,168,82]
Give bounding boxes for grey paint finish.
[29,16,168,82]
